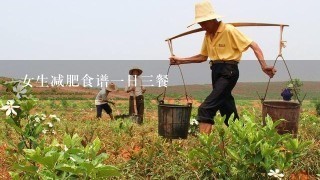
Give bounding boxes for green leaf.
[69,154,85,164]
[227,148,240,161]
[18,141,26,150]
[13,164,38,174]
[5,118,23,134]
[91,137,101,155]
[92,153,109,165]
[23,149,36,156]
[63,134,72,147]
[95,165,120,177]
[56,164,78,174]
[30,151,61,170]
[80,162,95,174]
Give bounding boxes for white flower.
[42,129,48,134]
[54,117,61,122]
[41,114,46,120]
[190,118,199,125]
[268,169,284,179]
[49,114,57,118]
[0,100,20,116]
[47,122,53,128]
[35,117,40,123]
[50,114,60,122]
[13,82,27,99]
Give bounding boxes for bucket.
[158,101,192,139]
[262,100,300,137]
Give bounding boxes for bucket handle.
[157,40,192,104]
[260,25,305,105]
[157,64,192,104]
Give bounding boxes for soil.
[0,144,10,180]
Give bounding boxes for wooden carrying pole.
[165,22,289,41]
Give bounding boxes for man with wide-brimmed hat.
[169,0,277,134]
[126,67,146,124]
[95,82,117,120]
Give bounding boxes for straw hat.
[188,0,223,28]
[106,82,118,92]
[129,67,143,76]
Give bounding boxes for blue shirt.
[281,88,293,101]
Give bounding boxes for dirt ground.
[0,144,10,180]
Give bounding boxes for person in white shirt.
[95,82,117,120]
[126,67,146,124]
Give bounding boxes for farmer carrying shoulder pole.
[126,67,146,123]
[95,82,117,120]
[169,0,277,134]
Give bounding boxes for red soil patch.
[119,145,142,161]
[290,171,316,180]
[0,144,10,180]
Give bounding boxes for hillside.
[0,78,319,101]
[145,81,320,101]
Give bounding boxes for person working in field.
[126,67,146,124]
[169,0,277,134]
[95,82,117,120]
[281,84,294,101]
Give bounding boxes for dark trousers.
[96,103,112,118]
[129,95,144,122]
[197,63,239,126]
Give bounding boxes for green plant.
[189,118,199,136]
[10,134,120,179]
[109,119,134,136]
[187,113,312,179]
[0,80,120,179]
[286,78,303,101]
[315,101,320,116]
[61,99,69,109]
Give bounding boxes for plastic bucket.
[262,100,300,137]
[158,102,192,139]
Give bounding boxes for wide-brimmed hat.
[188,0,223,28]
[106,82,118,92]
[129,67,143,76]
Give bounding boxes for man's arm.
[249,41,276,78]
[169,54,208,65]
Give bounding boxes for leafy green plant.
[109,119,134,136]
[10,134,120,179]
[286,78,304,101]
[0,80,120,179]
[187,113,312,179]
[189,118,199,136]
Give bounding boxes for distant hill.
[145,81,320,101]
[1,78,319,101]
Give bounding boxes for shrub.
[0,80,120,179]
[187,114,312,179]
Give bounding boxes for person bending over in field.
[95,82,117,120]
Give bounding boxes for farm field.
[0,80,320,179]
